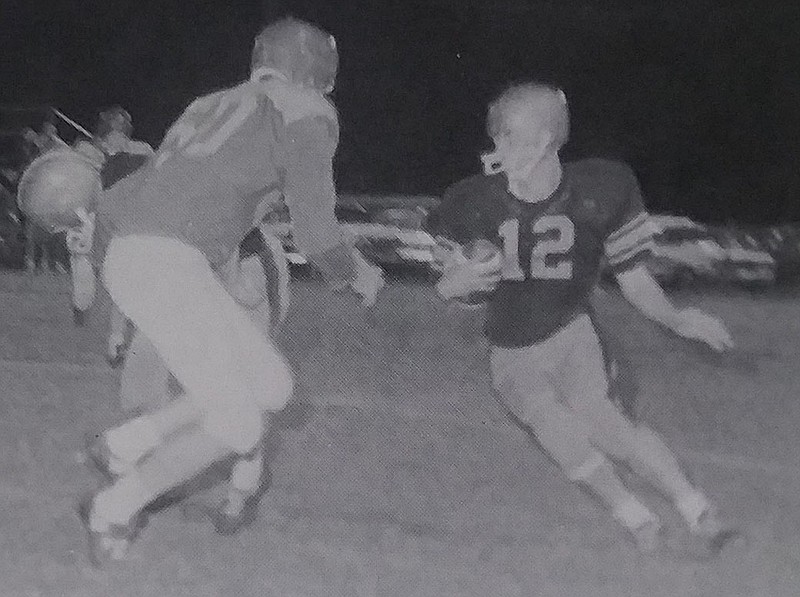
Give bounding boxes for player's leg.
[118,330,174,415]
[100,243,281,518]
[24,220,36,272]
[41,231,52,273]
[69,252,96,326]
[83,236,292,563]
[490,339,660,551]
[560,316,726,537]
[107,304,131,367]
[203,230,290,530]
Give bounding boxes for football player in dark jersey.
[427,82,737,555]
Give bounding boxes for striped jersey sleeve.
[603,175,657,273]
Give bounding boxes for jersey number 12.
[498,215,575,280]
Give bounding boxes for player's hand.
[350,250,385,307]
[65,208,95,255]
[673,307,734,352]
[435,250,502,301]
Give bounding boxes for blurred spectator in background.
[74,106,154,175]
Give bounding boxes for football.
[17,149,101,231]
[456,238,502,307]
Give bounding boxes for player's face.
[482,103,551,180]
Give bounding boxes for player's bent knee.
[202,404,265,456]
[254,358,294,412]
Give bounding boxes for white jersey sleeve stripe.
[604,216,657,263]
[606,211,649,244]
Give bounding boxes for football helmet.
[251,18,338,94]
[17,149,101,231]
[481,83,569,180]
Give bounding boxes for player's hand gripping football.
[350,249,385,307]
[433,238,503,302]
[673,307,734,352]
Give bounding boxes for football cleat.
[687,506,745,556]
[72,307,88,327]
[628,517,663,554]
[77,492,148,568]
[181,469,271,535]
[180,490,260,536]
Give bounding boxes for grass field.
[0,272,798,596]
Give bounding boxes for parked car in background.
[645,215,776,288]
[262,194,441,278]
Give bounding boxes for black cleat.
[73,307,88,327]
[180,490,261,536]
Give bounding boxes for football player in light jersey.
[78,17,384,566]
[427,82,737,555]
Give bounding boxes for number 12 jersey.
[426,158,657,348]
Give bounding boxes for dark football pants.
[490,314,640,478]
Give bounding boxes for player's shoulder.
[257,77,337,127]
[565,158,641,213]
[565,157,638,187]
[427,173,504,240]
[443,173,504,203]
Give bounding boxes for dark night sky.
[2,0,800,223]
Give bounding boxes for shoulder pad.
[260,79,337,126]
[444,174,494,200]
[568,158,636,181]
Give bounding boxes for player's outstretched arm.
[282,115,384,305]
[615,264,734,352]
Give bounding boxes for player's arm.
[607,169,733,351]
[282,115,383,304]
[424,191,501,302]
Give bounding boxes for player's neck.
[508,154,563,203]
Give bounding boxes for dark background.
[2,0,799,224]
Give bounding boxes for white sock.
[676,490,712,529]
[105,417,162,465]
[612,496,658,531]
[91,472,147,530]
[230,453,263,495]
